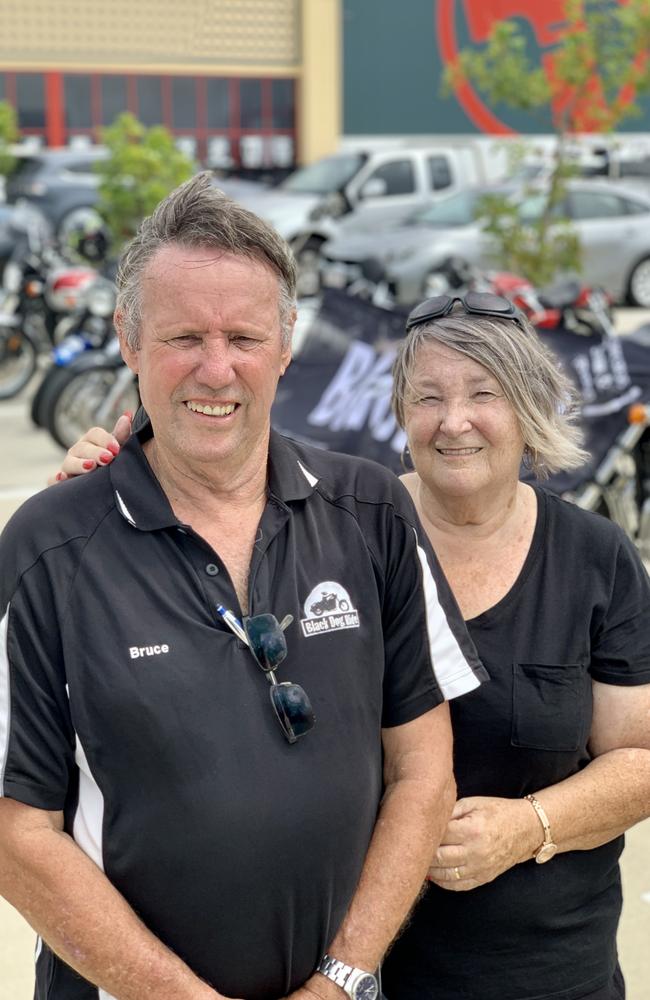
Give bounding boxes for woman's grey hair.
[115,171,297,350]
[391,308,589,478]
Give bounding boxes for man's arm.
[286,701,456,1000]
[0,798,238,1000]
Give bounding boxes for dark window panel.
[206,78,229,129]
[171,77,196,128]
[64,75,92,128]
[240,79,262,129]
[16,73,45,128]
[365,159,416,196]
[427,155,453,191]
[271,79,294,129]
[101,76,128,126]
[137,76,163,126]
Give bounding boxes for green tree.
[96,113,195,250]
[444,0,650,286]
[0,101,19,177]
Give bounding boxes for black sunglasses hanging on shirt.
[217,605,315,744]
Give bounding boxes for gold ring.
[454,866,461,880]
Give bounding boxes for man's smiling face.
[118,244,292,474]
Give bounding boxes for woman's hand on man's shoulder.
[48,412,133,485]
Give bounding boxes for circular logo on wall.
[435,0,629,134]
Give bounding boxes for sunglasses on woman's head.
[405,291,526,332]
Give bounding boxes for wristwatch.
[525,793,558,863]
[317,954,379,1000]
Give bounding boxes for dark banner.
[272,290,409,475]
[273,290,650,494]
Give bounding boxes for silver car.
[320,179,650,307]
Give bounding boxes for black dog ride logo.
[300,582,360,637]
[435,0,618,134]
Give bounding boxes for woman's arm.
[429,679,650,890]
[526,679,650,851]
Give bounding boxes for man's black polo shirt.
[0,429,485,1000]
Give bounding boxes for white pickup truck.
[217,142,508,293]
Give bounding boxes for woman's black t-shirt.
[382,487,650,1000]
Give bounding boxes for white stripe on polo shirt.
[0,605,10,795]
[73,735,106,872]
[414,536,483,700]
[73,737,118,1000]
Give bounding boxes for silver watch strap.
[319,954,356,987]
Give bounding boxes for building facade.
[0,0,341,169]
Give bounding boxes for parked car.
[321,179,650,307]
[5,147,107,242]
[218,143,508,294]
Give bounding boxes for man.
[0,173,486,1000]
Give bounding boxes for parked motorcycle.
[31,274,118,428]
[0,205,97,399]
[43,336,139,450]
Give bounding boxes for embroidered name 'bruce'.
[129,644,170,659]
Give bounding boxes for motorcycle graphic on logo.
[301,581,360,637]
[309,591,350,617]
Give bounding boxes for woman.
[56,293,650,1000]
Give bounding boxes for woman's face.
[404,340,526,499]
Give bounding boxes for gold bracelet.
[524,793,558,864]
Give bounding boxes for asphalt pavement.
[0,310,649,999]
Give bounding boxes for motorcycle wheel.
[47,364,139,450]
[0,326,38,400]
[31,363,80,430]
[29,365,61,427]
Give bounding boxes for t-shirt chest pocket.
[511,662,591,752]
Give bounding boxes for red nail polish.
[99,452,113,464]
[82,460,95,470]
[107,442,120,456]
[123,410,133,420]
[55,472,64,481]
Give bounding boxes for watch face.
[352,973,379,1000]
[535,842,558,863]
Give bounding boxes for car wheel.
[292,237,325,298]
[627,257,650,307]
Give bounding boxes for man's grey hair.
[115,171,297,350]
[391,309,589,479]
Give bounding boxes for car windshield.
[508,162,549,182]
[413,190,483,227]
[281,153,366,194]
